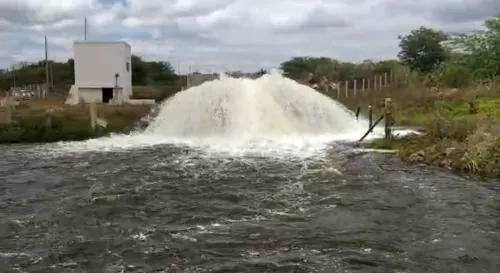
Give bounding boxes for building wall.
[113,87,125,102]
[73,41,132,102]
[77,88,102,103]
[123,45,132,99]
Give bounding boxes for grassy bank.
[0,99,153,143]
[332,82,500,177]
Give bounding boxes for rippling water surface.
[1,143,499,273]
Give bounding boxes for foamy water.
[147,73,370,137]
[42,72,397,156]
[47,131,383,158]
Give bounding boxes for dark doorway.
[102,88,113,103]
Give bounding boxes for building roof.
[73,40,131,48]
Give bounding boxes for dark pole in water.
[384,98,393,139]
[359,114,384,142]
[368,105,373,128]
[355,106,360,120]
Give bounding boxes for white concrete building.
[68,41,132,104]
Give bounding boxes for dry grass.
[333,82,497,123]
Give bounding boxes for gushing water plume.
[146,72,369,141]
[45,72,381,156]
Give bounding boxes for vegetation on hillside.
[345,12,500,177]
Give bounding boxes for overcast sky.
[0,0,497,72]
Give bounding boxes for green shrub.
[425,65,472,88]
[0,115,95,143]
[479,137,500,177]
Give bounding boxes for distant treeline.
[279,57,403,83]
[0,54,404,92]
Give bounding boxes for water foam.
[46,72,386,156]
[147,73,371,139]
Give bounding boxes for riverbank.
[0,99,153,143]
[335,83,500,178]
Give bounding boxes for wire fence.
[315,71,399,98]
[8,84,49,100]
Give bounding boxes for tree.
[279,56,403,83]
[255,69,267,76]
[280,57,320,79]
[130,55,177,85]
[398,27,449,74]
[131,55,148,85]
[447,12,500,79]
[147,61,177,84]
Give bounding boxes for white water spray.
[48,72,386,156]
[147,73,371,140]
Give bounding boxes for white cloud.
[0,0,496,72]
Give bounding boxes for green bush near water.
[0,117,93,143]
[364,96,500,178]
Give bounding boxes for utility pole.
[12,66,16,87]
[50,61,53,85]
[45,36,49,98]
[84,17,87,40]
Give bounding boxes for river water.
[1,142,499,273]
